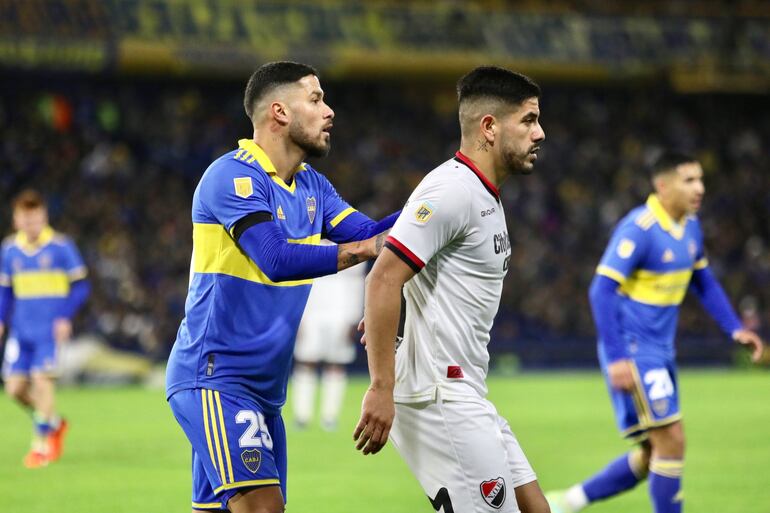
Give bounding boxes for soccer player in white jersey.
[292,257,365,431]
[354,66,550,513]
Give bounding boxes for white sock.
[320,368,347,429]
[565,484,589,512]
[292,365,317,426]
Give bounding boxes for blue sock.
[583,452,644,502]
[649,458,683,513]
[33,412,53,436]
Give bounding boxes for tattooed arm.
[337,231,388,270]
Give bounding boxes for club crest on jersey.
[616,239,636,259]
[652,398,670,416]
[414,201,435,223]
[241,449,262,474]
[233,177,253,198]
[480,477,506,509]
[662,249,675,263]
[277,205,286,220]
[306,197,317,224]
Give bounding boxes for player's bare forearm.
[337,231,388,271]
[363,270,400,389]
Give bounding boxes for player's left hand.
[53,318,73,344]
[732,329,764,363]
[358,317,367,347]
[354,385,394,455]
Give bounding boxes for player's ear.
[270,101,290,127]
[479,114,496,144]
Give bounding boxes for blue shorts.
[168,388,287,510]
[2,332,57,377]
[600,355,682,442]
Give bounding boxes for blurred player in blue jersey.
[0,189,90,468]
[547,152,764,513]
[165,61,398,513]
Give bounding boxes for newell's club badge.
[306,197,317,224]
[234,177,253,198]
[241,449,262,474]
[414,201,435,224]
[480,477,506,509]
[616,238,636,259]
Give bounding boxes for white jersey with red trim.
[385,152,511,403]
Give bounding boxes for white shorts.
[293,317,356,365]
[390,396,536,513]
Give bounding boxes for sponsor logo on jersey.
[617,238,636,259]
[414,201,435,223]
[277,205,286,220]
[493,232,510,255]
[241,449,262,474]
[447,366,464,378]
[306,196,317,224]
[480,207,496,217]
[662,249,675,263]
[480,477,506,509]
[233,177,253,198]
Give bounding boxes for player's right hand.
[354,386,394,456]
[607,359,635,392]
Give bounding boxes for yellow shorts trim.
[213,478,281,495]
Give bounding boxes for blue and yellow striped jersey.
[0,226,87,339]
[596,194,708,360]
[165,139,356,414]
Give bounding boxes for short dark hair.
[243,61,319,121]
[457,66,540,107]
[651,151,698,179]
[12,189,46,211]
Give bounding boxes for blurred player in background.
[165,61,398,513]
[292,256,365,431]
[355,66,550,513]
[546,152,764,513]
[0,189,90,468]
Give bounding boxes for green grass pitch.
[0,370,768,512]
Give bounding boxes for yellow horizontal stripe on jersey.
[213,479,281,495]
[329,207,356,228]
[193,223,314,287]
[693,257,709,270]
[596,265,627,285]
[192,502,222,509]
[287,234,322,244]
[619,268,693,306]
[12,271,70,298]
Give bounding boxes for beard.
[289,122,330,158]
[503,145,534,175]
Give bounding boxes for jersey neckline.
[453,151,500,201]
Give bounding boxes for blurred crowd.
[1,74,768,365]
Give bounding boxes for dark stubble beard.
[503,145,533,176]
[289,122,330,158]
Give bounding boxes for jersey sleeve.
[691,218,709,270]
[319,173,357,234]
[385,175,470,272]
[199,163,272,234]
[0,243,10,287]
[595,221,649,284]
[62,238,88,281]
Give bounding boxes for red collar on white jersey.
[453,151,500,201]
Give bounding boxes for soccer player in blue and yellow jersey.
[165,62,398,513]
[0,189,90,468]
[547,152,764,513]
